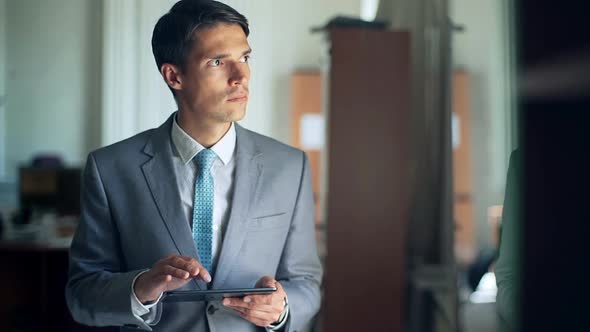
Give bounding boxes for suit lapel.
[212,124,263,289]
[141,114,204,289]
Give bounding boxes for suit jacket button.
[208,304,217,315]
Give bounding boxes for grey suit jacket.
[66,114,323,332]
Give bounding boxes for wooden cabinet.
[323,28,411,332]
[452,70,476,265]
[290,71,324,227]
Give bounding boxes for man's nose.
[229,63,249,86]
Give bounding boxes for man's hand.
[134,254,211,304]
[222,276,287,327]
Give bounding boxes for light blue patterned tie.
[193,149,217,272]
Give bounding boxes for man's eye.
[210,59,222,67]
[240,55,250,63]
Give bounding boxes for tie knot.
[196,149,217,174]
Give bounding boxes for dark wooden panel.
[0,246,117,332]
[324,29,411,332]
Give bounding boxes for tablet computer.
[162,287,277,302]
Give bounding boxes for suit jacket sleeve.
[276,152,323,332]
[65,153,156,330]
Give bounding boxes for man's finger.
[192,264,212,282]
[166,257,211,282]
[243,293,273,305]
[155,274,173,284]
[274,280,284,292]
[168,256,197,272]
[155,255,211,283]
[223,299,281,314]
[235,305,282,319]
[244,280,285,304]
[256,276,276,288]
[162,264,190,279]
[222,298,254,309]
[163,253,179,260]
[161,254,190,263]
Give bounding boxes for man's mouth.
[227,94,248,102]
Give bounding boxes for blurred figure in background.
[495,149,522,331]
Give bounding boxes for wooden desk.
[0,236,116,332]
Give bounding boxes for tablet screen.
[162,287,277,302]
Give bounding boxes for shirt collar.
[171,114,236,166]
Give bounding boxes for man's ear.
[161,63,183,91]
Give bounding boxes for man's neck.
[177,111,231,148]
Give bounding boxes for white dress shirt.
[130,116,288,330]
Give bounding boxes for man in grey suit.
[65,1,322,331]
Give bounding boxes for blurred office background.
[1,0,589,331]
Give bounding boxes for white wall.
[4,0,102,180]
[100,0,178,146]
[451,0,513,248]
[136,0,179,134]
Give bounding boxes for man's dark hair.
[151,0,249,73]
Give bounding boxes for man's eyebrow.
[208,48,252,60]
